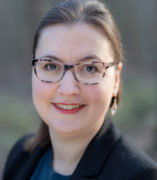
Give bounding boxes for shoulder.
[105,134,157,179]
[3,135,33,178]
[75,122,157,180]
[4,134,33,169]
[3,134,47,180]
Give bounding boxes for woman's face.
[32,23,121,137]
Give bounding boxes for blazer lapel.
[70,120,121,179]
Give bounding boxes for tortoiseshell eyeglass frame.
[32,58,119,85]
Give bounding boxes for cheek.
[32,74,57,103]
[84,86,103,103]
[83,83,113,104]
[82,76,115,113]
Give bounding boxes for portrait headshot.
[1,0,157,179]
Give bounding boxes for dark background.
[0,0,157,178]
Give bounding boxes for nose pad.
[58,71,80,95]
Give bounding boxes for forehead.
[36,23,113,63]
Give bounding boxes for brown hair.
[26,0,123,152]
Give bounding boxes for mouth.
[52,103,85,114]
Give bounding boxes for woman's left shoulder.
[108,134,157,179]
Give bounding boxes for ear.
[112,62,123,96]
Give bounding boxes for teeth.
[56,104,82,110]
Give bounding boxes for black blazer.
[3,121,157,180]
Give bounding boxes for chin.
[47,118,84,136]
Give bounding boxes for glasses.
[32,58,119,85]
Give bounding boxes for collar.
[71,119,121,178]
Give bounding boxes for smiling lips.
[52,103,85,114]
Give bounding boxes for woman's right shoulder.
[7,134,34,159]
[2,134,35,178]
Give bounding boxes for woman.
[3,0,157,179]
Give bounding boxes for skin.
[32,23,122,175]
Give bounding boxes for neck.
[49,128,100,176]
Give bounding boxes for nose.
[58,71,80,95]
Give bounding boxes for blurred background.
[0,0,157,177]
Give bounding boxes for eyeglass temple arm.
[32,59,38,66]
[106,62,119,69]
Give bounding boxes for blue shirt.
[31,147,70,180]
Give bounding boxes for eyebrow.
[78,55,103,62]
[41,55,63,62]
[41,54,103,62]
